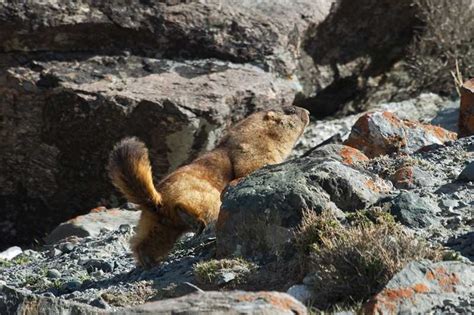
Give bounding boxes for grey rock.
[365,260,474,314]
[287,284,313,304]
[344,111,457,158]
[84,259,115,273]
[389,191,440,229]
[294,93,456,157]
[62,280,82,292]
[0,246,22,261]
[45,209,140,244]
[118,291,307,315]
[458,161,474,181]
[47,248,62,258]
[217,144,391,258]
[60,243,75,253]
[389,166,436,189]
[0,284,307,315]
[89,297,110,310]
[217,272,236,285]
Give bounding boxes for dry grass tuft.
[296,209,441,309]
[193,258,256,286]
[406,0,474,95]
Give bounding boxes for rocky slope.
[1,94,473,314]
[0,0,433,249]
[1,1,473,314]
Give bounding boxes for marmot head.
[225,105,310,147]
[222,106,310,177]
[261,106,310,141]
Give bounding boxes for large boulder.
[216,144,391,258]
[0,285,307,315]
[0,0,333,76]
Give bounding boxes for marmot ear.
[264,111,282,123]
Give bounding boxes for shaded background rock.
[0,56,296,249]
[296,0,421,115]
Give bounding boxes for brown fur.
[108,106,309,268]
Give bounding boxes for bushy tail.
[108,137,162,212]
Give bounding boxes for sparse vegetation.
[193,258,256,286]
[406,0,474,95]
[0,255,31,268]
[296,209,442,310]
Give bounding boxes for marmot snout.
[108,106,309,267]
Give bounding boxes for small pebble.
[62,280,82,292]
[47,248,62,258]
[458,162,474,181]
[89,297,110,309]
[47,269,61,279]
[43,292,55,298]
[60,243,75,253]
[119,224,132,233]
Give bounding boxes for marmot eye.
[283,107,297,115]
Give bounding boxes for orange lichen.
[382,111,403,128]
[90,206,107,213]
[339,146,369,165]
[365,283,430,315]
[236,293,306,314]
[365,179,381,193]
[426,267,460,292]
[392,166,414,186]
[412,283,430,293]
[423,125,457,141]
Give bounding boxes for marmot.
[108,106,309,267]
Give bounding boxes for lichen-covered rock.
[45,208,140,244]
[216,144,391,258]
[293,93,458,156]
[389,165,436,189]
[0,284,307,315]
[123,291,307,315]
[344,111,457,158]
[364,260,474,314]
